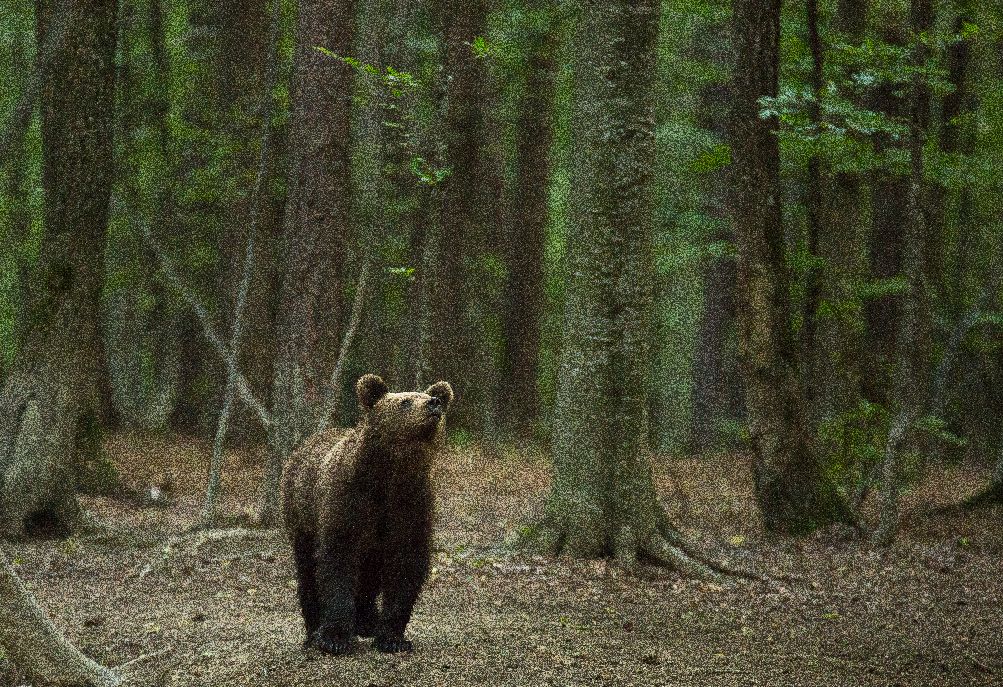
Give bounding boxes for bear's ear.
[356,374,388,408]
[425,381,454,410]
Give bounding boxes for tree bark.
[519,1,717,577]
[201,0,284,528]
[265,0,358,525]
[218,0,282,445]
[689,19,742,454]
[0,550,119,686]
[729,0,852,534]
[1,24,33,383]
[104,0,180,433]
[873,0,934,544]
[813,0,869,424]
[801,0,825,413]
[497,15,558,442]
[0,0,118,538]
[418,0,490,430]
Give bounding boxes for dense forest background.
[2,0,1003,684]
[2,0,1003,542]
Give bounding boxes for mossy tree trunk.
[264,0,358,525]
[689,17,742,454]
[729,0,852,535]
[0,0,118,538]
[419,0,490,430]
[520,1,717,577]
[873,0,935,544]
[813,0,868,425]
[217,0,283,446]
[498,13,558,442]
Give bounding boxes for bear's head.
[356,374,454,442]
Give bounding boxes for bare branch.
[134,527,274,580]
[872,410,910,546]
[202,0,284,528]
[317,258,373,433]
[930,272,1003,416]
[141,225,273,429]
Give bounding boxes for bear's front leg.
[374,535,430,653]
[355,548,382,638]
[311,529,360,655]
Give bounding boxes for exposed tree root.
[1,549,121,686]
[114,647,172,674]
[640,533,722,582]
[512,516,773,584]
[655,519,778,584]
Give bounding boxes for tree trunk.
[729,0,851,534]
[497,17,557,442]
[801,0,825,413]
[218,0,282,446]
[202,0,284,528]
[265,0,357,524]
[0,0,117,538]
[814,0,869,424]
[689,23,742,454]
[104,0,180,433]
[862,14,922,408]
[519,1,716,576]
[0,550,119,686]
[690,250,741,452]
[418,0,489,430]
[1,25,33,383]
[873,0,934,544]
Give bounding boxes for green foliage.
[317,46,450,189]
[856,275,911,301]
[470,35,494,60]
[913,414,967,450]
[385,266,417,282]
[449,427,475,448]
[766,16,978,176]
[818,399,889,489]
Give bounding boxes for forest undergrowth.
[1,433,1000,687]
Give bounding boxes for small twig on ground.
[963,649,994,674]
[114,647,172,673]
[134,528,275,580]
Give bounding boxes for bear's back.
[281,428,356,538]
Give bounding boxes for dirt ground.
[2,432,1001,687]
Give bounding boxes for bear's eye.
[400,398,413,409]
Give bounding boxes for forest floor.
[2,433,1001,687]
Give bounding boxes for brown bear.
[281,374,453,654]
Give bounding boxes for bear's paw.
[374,634,413,654]
[309,626,357,655]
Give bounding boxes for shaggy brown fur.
[281,374,454,654]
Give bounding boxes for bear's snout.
[426,403,443,422]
